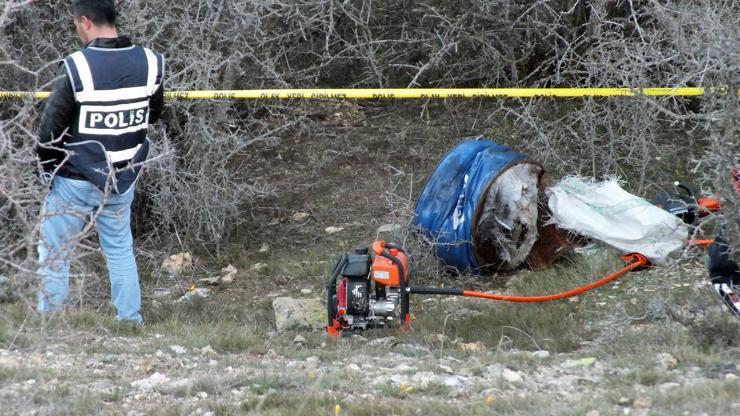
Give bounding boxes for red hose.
[462,253,649,303]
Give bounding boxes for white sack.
[546,177,688,265]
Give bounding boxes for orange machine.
[326,240,647,336]
[326,241,410,335]
[370,240,408,286]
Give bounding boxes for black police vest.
[63,45,164,194]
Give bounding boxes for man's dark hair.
[72,0,117,26]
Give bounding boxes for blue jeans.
[37,176,142,322]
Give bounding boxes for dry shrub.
[0,0,737,310]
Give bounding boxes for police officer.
[36,0,164,323]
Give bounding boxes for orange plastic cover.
[371,250,408,286]
[697,196,721,214]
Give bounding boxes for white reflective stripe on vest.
[69,48,156,103]
[144,48,159,96]
[70,51,95,93]
[77,86,151,103]
[107,143,142,163]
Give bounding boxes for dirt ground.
[1,101,738,415]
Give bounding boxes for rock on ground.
[220,265,238,283]
[131,373,171,392]
[272,297,325,331]
[161,252,193,274]
[377,224,403,234]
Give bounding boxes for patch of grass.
[101,387,125,403]
[637,368,662,386]
[314,369,368,391]
[0,364,48,385]
[417,381,451,397]
[292,346,344,363]
[239,393,336,415]
[408,293,585,353]
[402,253,632,353]
[145,289,273,330]
[603,324,688,358]
[375,383,411,399]
[239,393,493,416]
[168,375,230,398]
[0,327,32,350]
[0,301,34,323]
[28,386,105,415]
[209,328,265,353]
[265,330,343,357]
[687,313,740,349]
[651,379,740,415]
[0,303,149,348]
[197,374,734,416]
[42,382,73,403]
[137,293,275,353]
[0,303,35,349]
[601,319,739,377]
[486,391,563,415]
[341,393,590,416]
[141,321,265,354]
[66,310,113,329]
[593,377,740,416]
[232,372,293,395]
[146,295,222,325]
[146,406,188,416]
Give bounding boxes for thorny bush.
[0,0,737,304]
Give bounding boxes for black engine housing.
[346,279,369,314]
[343,252,371,315]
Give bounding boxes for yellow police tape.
[0,87,733,101]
